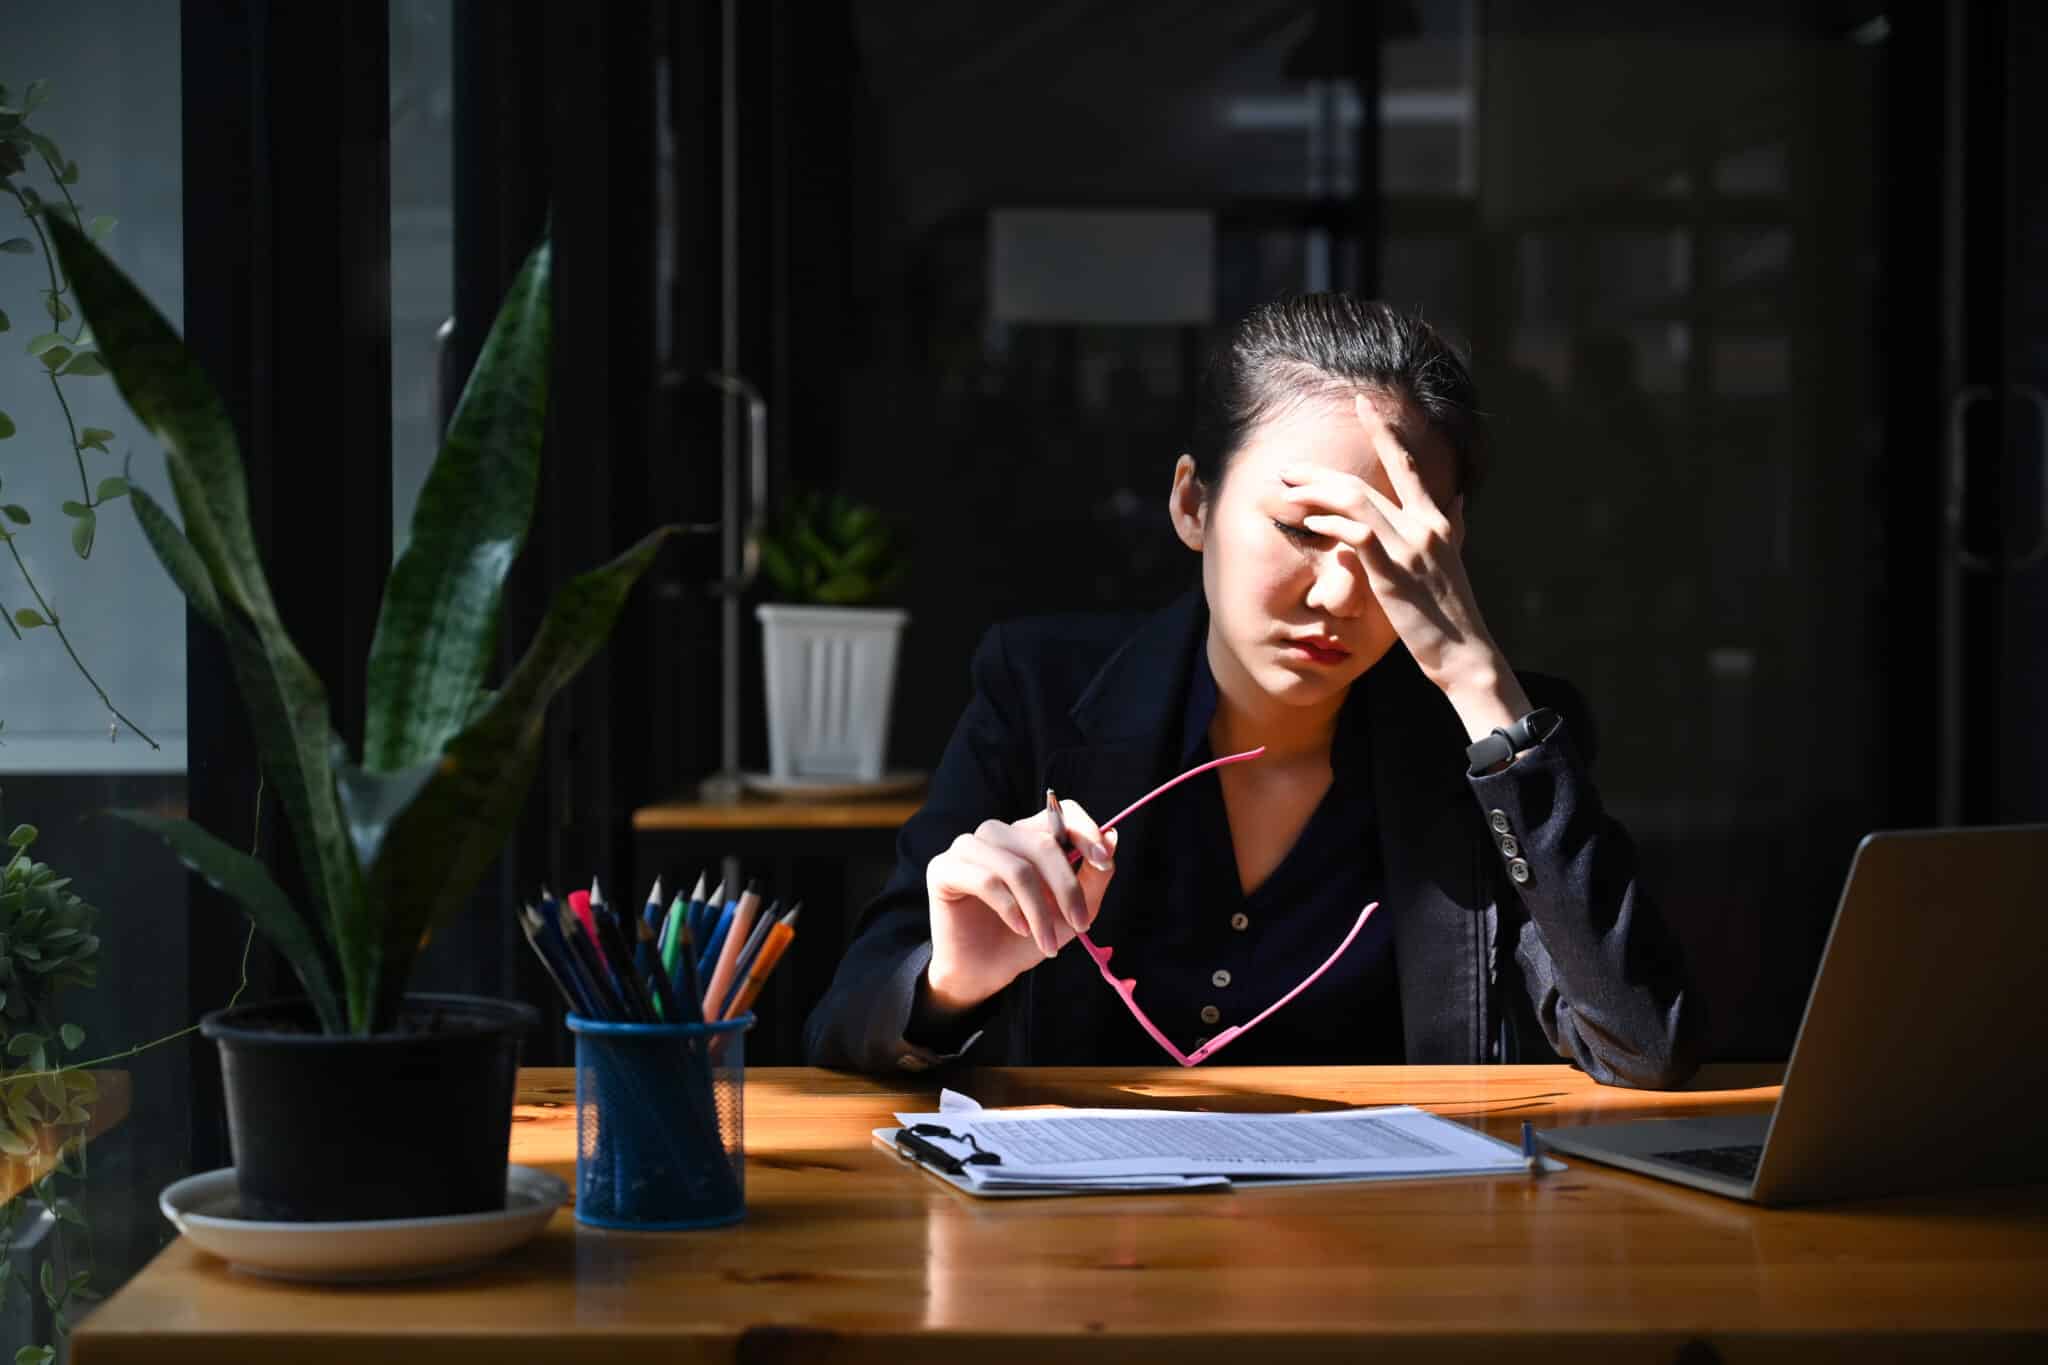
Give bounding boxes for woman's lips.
[1286,639,1351,665]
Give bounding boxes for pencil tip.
[648,876,663,903]
[745,876,762,894]
[689,870,708,900]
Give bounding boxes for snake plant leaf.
[111,811,343,1033]
[360,525,675,1029]
[44,213,269,622]
[126,484,222,628]
[330,742,438,882]
[363,238,550,772]
[51,212,367,1026]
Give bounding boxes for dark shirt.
[1111,646,1403,1064]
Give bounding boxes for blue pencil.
[517,905,597,1017]
[667,910,706,1024]
[641,876,666,935]
[690,878,723,950]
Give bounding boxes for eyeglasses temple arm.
[1184,900,1380,1066]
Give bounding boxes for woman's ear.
[1168,454,1207,552]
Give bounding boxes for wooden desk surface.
[632,798,921,831]
[74,1065,2048,1363]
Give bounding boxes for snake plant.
[46,212,673,1035]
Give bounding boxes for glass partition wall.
[734,0,1900,1062]
[3,2,191,1354]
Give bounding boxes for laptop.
[1535,824,2048,1205]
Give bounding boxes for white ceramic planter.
[755,604,908,780]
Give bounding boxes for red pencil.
[568,888,601,951]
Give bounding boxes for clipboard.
[871,1129,1232,1199]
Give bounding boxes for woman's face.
[1169,386,1458,710]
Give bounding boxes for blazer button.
[1489,810,1511,835]
[1229,912,1250,931]
[1200,1004,1221,1025]
[1499,835,1520,859]
[1508,858,1531,884]
[1211,969,1232,988]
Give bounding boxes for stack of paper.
[874,1089,1555,1198]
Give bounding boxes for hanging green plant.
[0,819,104,1356]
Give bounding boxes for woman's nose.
[1303,544,1368,618]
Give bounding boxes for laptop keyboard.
[1656,1144,1764,1181]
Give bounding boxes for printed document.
[878,1089,1542,1195]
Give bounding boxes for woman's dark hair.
[1187,294,1486,500]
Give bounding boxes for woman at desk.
[805,295,1700,1089]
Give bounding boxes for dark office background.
[1,0,2043,1338]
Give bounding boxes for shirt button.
[1200,1004,1221,1025]
[1508,858,1531,884]
[1489,810,1511,835]
[1192,1036,1210,1050]
[1229,912,1250,932]
[1499,835,1520,859]
[1211,969,1232,988]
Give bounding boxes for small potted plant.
[752,490,908,783]
[47,212,672,1223]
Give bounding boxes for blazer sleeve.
[1468,682,1704,1090]
[802,624,1031,1074]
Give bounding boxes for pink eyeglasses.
[1054,746,1378,1067]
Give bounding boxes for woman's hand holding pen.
[924,796,1117,1013]
[1275,394,1533,736]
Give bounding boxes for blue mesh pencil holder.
[566,1012,754,1230]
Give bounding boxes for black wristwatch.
[1465,707,1560,776]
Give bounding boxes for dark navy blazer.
[803,587,1703,1089]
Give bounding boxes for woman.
[804,295,1700,1089]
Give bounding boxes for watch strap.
[1465,707,1560,776]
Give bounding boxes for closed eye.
[1272,518,1323,546]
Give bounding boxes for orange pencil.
[720,904,800,1022]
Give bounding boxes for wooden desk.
[74,1065,2048,1363]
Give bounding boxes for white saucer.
[159,1165,567,1282]
[739,769,928,801]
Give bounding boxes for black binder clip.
[895,1123,1002,1175]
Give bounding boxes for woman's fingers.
[1055,799,1114,871]
[934,834,1032,939]
[976,820,1087,950]
[1361,407,1454,540]
[1074,827,1119,929]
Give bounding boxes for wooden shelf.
[631,798,923,832]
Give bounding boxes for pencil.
[594,904,657,1021]
[700,879,764,1021]
[721,902,801,1022]
[555,902,622,1018]
[715,899,781,1020]
[637,917,684,1021]
[669,910,706,1020]
[516,905,592,1016]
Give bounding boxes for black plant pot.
[199,993,538,1222]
